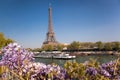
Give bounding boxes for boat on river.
[52,53,76,59]
[34,51,76,59]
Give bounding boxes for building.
[42,5,59,47]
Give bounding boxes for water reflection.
[35,54,119,67]
[0,54,119,67]
[35,57,76,67]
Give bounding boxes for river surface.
[0,54,119,67]
[35,54,119,67]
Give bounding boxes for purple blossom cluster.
[0,43,67,80]
[99,61,115,77]
[85,60,120,80]
[28,63,67,80]
[86,67,97,76]
[0,43,34,69]
[99,61,120,79]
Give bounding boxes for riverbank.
[69,51,120,56]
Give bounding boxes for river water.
[0,54,119,67]
[35,54,119,67]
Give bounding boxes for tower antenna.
[49,3,52,7]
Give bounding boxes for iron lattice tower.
[43,5,58,45]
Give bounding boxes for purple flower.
[99,68,111,77]
[0,43,34,69]
[86,67,98,76]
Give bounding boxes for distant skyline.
[0,0,120,48]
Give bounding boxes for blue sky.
[0,0,120,48]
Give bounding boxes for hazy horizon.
[0,0,120,48]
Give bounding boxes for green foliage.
[64,58,120,80]
[32,48,41,52]
[5,38,13,46]
[0,32,13,49]
[0,65,25,80]
[112,42,120,51]
[0,66,8,75]
[86,58,99,68]
[80,42,94,49]
[65,41,120,51]
[64,59,114,80]
[96,41,104,50]
[40,41,120,51]
[64,61,87,79]
[0,33,6,48]
[67,41,80,51]
[41,44,64,51]
[56,44,64,51]
[104,42,112,51]
[42,44,54,51]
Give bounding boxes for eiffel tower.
[43,5,58,46]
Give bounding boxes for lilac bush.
[0,43,34,70]
[0,43,68,80]
[64,59,120,80]
[29,63,67,80]
[0,42,120,80]
[99,59,120,79]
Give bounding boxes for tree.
[112,42,120,51]
[5,38,13,46]
[80,42,94,49]
[67,41,80,51]
[0,33,6,48]
[0,32,13,49]
[95,41,104,50]
[56,44,64,51]
[42,44,54,51]
[104,42,112,51]
[32,48,41,52]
